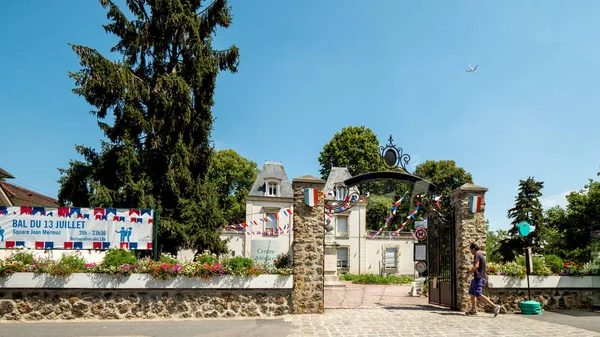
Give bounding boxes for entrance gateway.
[322,135,457,309]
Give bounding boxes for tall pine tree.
[501,177,545,260]
[57,0,240,255]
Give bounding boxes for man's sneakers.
[466,306,500,317]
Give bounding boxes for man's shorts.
[468,278,486,297]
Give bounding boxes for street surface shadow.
[545,310,600,317]
[380,304,449,311]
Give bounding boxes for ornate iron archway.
[323,135,457,309]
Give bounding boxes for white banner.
[0,206,154,250]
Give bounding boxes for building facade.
[220,162,418,276]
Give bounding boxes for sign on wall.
[0,206,154,250]
[414,243,427,261]
[250,239,281,267]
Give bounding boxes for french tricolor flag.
[304,188,319,207]
[468,195,483,213]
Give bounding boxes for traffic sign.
[415,228,427,241]
[415,261,427,274]
[519,221,531,237]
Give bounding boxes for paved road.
[0,317,292,337]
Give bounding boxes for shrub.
[226,257,254,275]
[195,253,218,265]
[339,273,414,284]
[544,254,564,274]
[515,255,552,276]
[101,248,137,267]
[159,253,178,265]
[274,253,291,269]
[10,249,36,265]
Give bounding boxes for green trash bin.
[520,300,542,315]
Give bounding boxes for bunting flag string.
[390,201,421,238]
[221,208,293,233]
[370,194,406,239]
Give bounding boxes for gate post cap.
[292,175,326,185]
[450,183,488,196]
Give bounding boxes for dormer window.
[336,187,347,200]
[266,181,279,197]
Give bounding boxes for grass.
[339,273,415,284]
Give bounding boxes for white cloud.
[540,191,572,209]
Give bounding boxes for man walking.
[464,243,501,316]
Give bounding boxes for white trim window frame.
[337,247,349,269]
[336,216,349,237]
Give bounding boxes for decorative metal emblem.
[324,183,361,214]
[379,135,411,173]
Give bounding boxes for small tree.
[501,177,545,260]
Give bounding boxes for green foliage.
[102,248,137,267]
[515,255,552,276]
[366,195,393,231]
[207,149,259,225]
[225,256,254,275]
[158,253,178,265]
[273,253,291,269]
[486,228,508,263]
[501,177,545,261]
[544,254,564,274]
[487,261,526,278]
[195,253,218,265]
[339,273,414,284]
[58,253,87,269]
[413,160,473,210]
[9,250,35,265]
[318,126,383,179]
[57,0,239,255]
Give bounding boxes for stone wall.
[291,175,326,314]
[0,288,291,321]
[450,183,488,312]
[485,288,594,312]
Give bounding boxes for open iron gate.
[427,207,457,309]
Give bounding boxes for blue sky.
[1,0,600,231]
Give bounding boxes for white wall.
[0,248,107,264]
[219,198,294,264]
[364,235,417,276]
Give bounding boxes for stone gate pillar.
[291,175,326,314]
[451,183,488,312]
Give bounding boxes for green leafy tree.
[413,160,473,210]
[366,195,393,231]
[501,177,545,260]
[318,126,383,179]
[544,173,600,263]
[207,149,259,225]
[57,0,240,255]
[486,227,508,263]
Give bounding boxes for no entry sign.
[415,228,427,241]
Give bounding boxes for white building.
[220,162,419,276]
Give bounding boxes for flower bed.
[487,259,598,279]
[0,272,293,289]
[0,248,293,280]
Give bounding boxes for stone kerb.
[291,175,326,314]
[450,183,488,312]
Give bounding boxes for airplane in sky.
[466,64,478,72]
